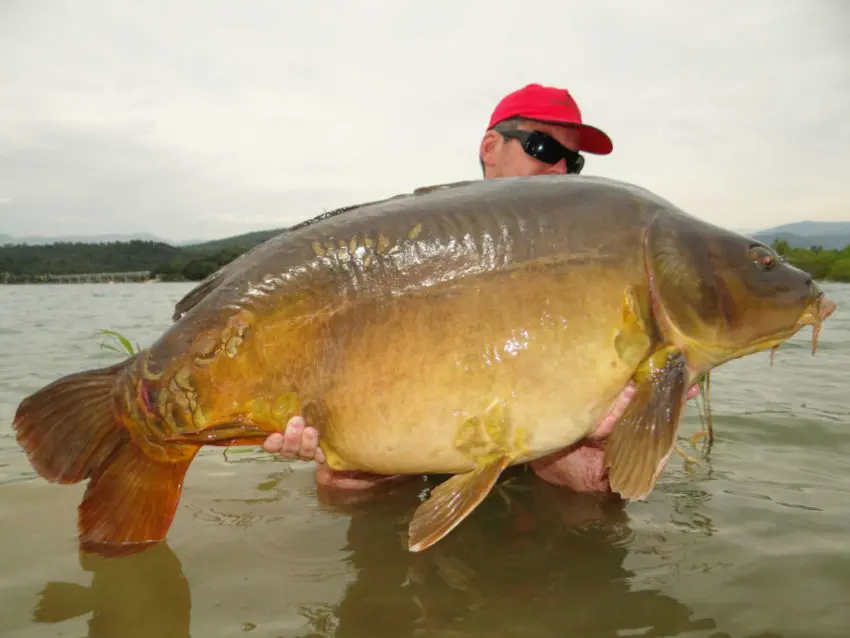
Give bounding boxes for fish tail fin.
[13,358,134,484]
[78,435,197,557]
[34,582,93,623]
[13,356,198,556]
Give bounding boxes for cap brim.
[525,115,613,155]
[572,123,613,155]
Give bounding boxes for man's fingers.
[263,416,325,463]
[589,383,636,440]
[687,384,700,400]
[280,416,306,458]
[302,427,326,463]
[262,432,284,454]
[299,427,323,462]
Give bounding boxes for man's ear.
[479,130,500,168]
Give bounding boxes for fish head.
[644,210,837,373]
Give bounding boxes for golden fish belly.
[316,261,650,475]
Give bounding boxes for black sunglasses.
[497,129,585,174]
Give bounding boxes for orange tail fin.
[13,358,198,557]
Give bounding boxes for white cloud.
[0,0,847,241]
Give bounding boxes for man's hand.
[262,416,325,463]
[529,381,702,491]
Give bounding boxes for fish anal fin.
[408,455,510,552]
[604,346,689,501]
[79,442,199,557]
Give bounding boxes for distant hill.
[750,221,850,251]
[760,221,850,236]
[0,228,287,254]
[0,232,171,246]
[181,228,287,255]
[0,228,289,283]
[5,215,848,284]
[0,239,183,279]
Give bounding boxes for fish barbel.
[13,175,836,556]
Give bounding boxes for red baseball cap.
[487,83,613,155]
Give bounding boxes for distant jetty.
[1,270,155,284]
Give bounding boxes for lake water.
[0,282,848,638]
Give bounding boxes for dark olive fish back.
[169,176,675,331]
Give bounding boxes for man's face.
[479,120,583,178]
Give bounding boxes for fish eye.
[749,244,777,271]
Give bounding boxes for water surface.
[1,283,848,637]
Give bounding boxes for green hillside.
[0,228,288,283]
[0,240,183,280]
[180,228,287,255]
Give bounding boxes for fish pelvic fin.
[408,454,510,553]
[13,358,134,484]
[604,346,689,501]
[13,355,198,556]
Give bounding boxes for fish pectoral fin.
[604,346,689,501]
[164,421,273,446]
[408,455,510,553]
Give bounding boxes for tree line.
[2,236,850,284]
[0,240,250,283]
[771,239,850,281]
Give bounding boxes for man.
[262,83,700,493]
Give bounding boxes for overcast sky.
[1,0,848,242]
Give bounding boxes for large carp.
[13,175,835,557]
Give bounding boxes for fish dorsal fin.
[173,247,267,321]
[171,268,228,321]
[171,237,273,321]
[171,266,227,321]
[413,180,480,195]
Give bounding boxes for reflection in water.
[307,467,722,638]
[32,542,190,638]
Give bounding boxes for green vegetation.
[151,244,247,282]
[0,240,182,281]
[771,239,850,281]
[0,231,283,283]
[98,329,141,356]
[180,228,284,255]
